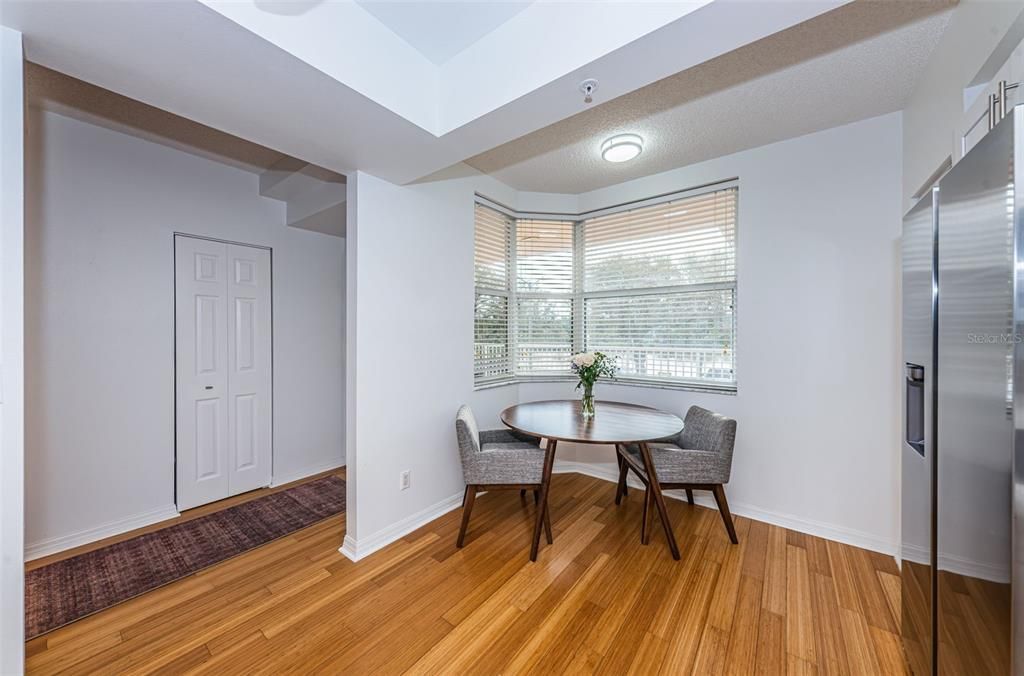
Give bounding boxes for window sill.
[473,378,518,391]
[605,378,738,396]
[474,375,736,395]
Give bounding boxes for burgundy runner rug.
[25,474,345,639]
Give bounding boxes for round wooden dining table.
[500,399,684,561]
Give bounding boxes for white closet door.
[175,236,273,511]
[175,236,230,510]
[225,243,272,496]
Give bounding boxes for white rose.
[572,352,598,367]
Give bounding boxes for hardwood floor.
[25,472,907,674]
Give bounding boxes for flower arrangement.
[570,351,617,418]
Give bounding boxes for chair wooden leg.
[641,487,652,545]
[637,441,680,560]
[712,484,739,544]
[530,439,558,561]
[520,488,527,505]
[615,446,629,505]
[457,486,476,548]
[685,489,694,505]
[535,490,553,544]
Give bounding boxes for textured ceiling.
[355,0,532,65]
[465,0,954,194]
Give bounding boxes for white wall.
[343,169,527,556]
[903,0,1024,210]
[343,113,903,558]
[0,24,26,674]
[24,109,346,557]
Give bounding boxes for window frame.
[473,179,738,394]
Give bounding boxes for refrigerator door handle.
[906,363,926,457]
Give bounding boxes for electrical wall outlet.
[399,470,411,491]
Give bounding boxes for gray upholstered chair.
[615,405,739,545]
[455,405,552,548]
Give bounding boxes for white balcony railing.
[475,343,734,384]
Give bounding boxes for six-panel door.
[225,243,273,498]
[175,236,272,511]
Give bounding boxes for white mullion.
[474,286,510,296]
[507,214,518,377]
[573,219,584,355]
[730,186,739,391]
[581,280,735,301]
[515,291,574,300]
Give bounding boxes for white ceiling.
[354,1,532,65]
[201,0,723,135]
[1,0,958,195]
[2,0,844,185]
[466,1,954,193]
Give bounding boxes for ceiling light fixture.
[601,134,643,163]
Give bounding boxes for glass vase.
[581,384,595,419]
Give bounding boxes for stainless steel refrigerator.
[901,104,1020,675]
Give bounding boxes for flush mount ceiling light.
[601,134,643,163]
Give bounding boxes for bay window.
[474,182,737,391]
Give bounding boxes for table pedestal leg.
[638,441,680,560]
[530,438,558,561]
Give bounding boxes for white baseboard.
[938,552,1010,584]
[896,542,1009,583]
[340,490,463,562]
[901,542,929,567]
[25,505,181,561]
[271,460,345,488]
[25,465,342,561]
[339,459,897,564]
[27,462,899,567]
[554,459,896,556]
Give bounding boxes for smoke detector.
[579,79,599,105]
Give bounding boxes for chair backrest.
[455,405,481,470]
[679,405,737,466]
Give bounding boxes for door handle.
[905,363,925,457]
[204,386,214,390]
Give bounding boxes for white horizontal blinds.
[582,187,737,386]
[475,294,510,380]
[583,188,737,292]
[516,218,574,375]
[584,290,736,384]
[475,204,510,289]
[516,297,573,374]
[516,219,573,293]
[474,204,512,383]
